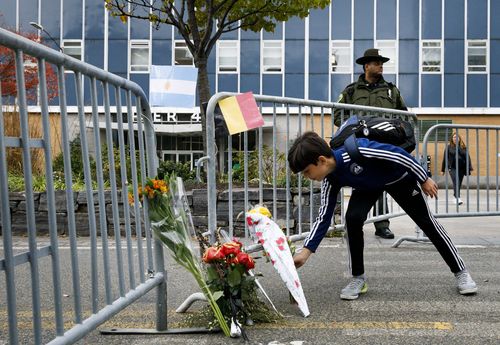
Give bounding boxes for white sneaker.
[340,276,368,300]
[455,269,477,295]
[458,198,463,205]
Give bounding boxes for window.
[174,41,194,66]
[129,40,150,73]
[217,40,239,73]
[418,120,452,141]
[331,41,352,73]
[375,40,397,73]
[467,40,487,73]
[421,41,442,73]
[62,40,82,60]
[262,40,283,73]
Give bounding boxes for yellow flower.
[128,192,134,205]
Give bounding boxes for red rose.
[203,247,223,263]
[220,241,241,257]
[236,252,255,270]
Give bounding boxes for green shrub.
[157,160,196,182]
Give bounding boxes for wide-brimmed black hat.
[355,48,390,65]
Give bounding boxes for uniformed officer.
[334,48,408,239]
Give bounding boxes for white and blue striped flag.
[149,65,198,108]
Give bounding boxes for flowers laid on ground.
[132,174,230,337]
[202,240,257,338]
[130,175,278,338]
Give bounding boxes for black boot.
[375,227,394,239]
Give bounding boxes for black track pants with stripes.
[345,174,466,276]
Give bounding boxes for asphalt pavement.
[1,203,500,344]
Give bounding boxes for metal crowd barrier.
[204,92,419,245]
[393,123,500,247]
[0,28,173,345]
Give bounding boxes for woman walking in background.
[441,133,473,205]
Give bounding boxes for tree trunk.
[195,57,210,156]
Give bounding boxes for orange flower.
[220,241,241,257]
[203,247,224,263]
[236,252,255,270]
[128,192,135,205]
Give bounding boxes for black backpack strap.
[344,134,364,163]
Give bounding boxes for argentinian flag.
[149,65,198,108]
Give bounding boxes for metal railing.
[393,123,500,246]
[204,92,419,244]
[0,28,168,345]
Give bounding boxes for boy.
[288,131,477,300]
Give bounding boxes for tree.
[1,29,59,174]
[105,0,331,152]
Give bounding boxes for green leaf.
[212,290,224,301]
[206,266,219,282]
[227,268,242,288]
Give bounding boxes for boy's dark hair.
[288,131,333,174]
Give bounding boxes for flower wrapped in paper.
[246,206,310,317]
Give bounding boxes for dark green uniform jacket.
[334,74,407,126]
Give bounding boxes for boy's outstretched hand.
[293,247,312,268]
[422,178,438,198]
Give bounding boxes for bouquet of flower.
[202,240,257,338]
[129,174,231,337]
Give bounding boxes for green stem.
[187,262,231,336]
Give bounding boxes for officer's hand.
[293,247,312,269]
[422,178,438,199]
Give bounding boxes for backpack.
[329,115,416,163]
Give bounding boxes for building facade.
[1,0,499,170]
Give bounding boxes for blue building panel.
[444,40,465,74]
[130,74,149,98]
[285,74,304,99]
[398,40,419,74]
[85,0,105,40]
[152,40,171,66]
[241,29,260,40]
[207,49,216,74]
[398,74,418,107]
[467,0,487,39]
[354,0,374,40]
[85,40,104,69]
[490,74,500,107]
[492,0,500,39]
[332,0,351,39]
[108,16,127,39]
[309,40,329,74]
[18,0,37,32]
[0,1,16,28]
[376,0,396,39]
[466,74,487,107]
[444,74,464,107]
[63,0,83,38]
[309,8,329,40]
[263,22,282,39]
[285,17,305,40]
[130,17,150,39]
[285,40,304,74]
[399,0,419,39]
[354,40,373,73]
[64,73,77,105]
[240,74,260,94]
[262,74,282,96]
[152,23,171,39]
[491,40,500,74]
[107,40,128,74]
[309,74,328,101]
[217,74,238,93]
[421,74,441,107]
[444,0,464,39]
[331,74,353,102]
[240,40,260,74]
[422,0,442,40]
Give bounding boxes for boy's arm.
[295,178,339,268]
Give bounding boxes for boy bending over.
[288,131,477,300]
